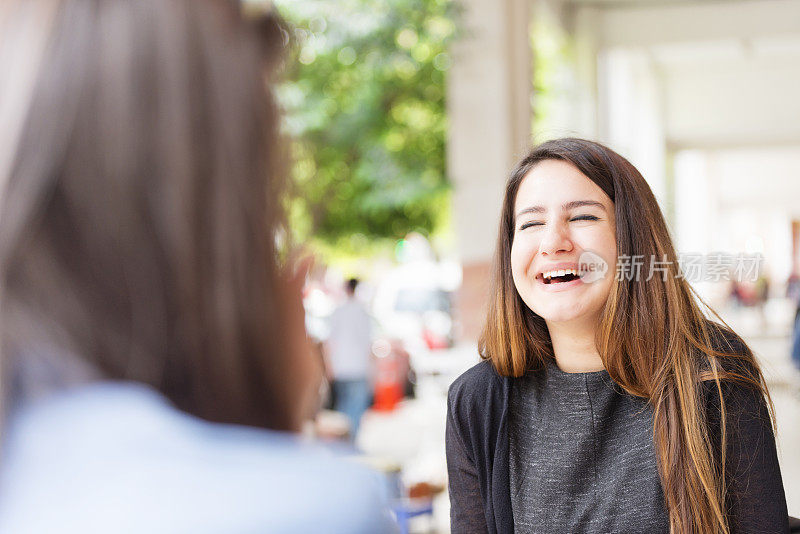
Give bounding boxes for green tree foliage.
[275,0,458,255]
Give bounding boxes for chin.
[533,303,598,324]
[540,311,584,323]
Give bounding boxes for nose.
[539,221,573,256]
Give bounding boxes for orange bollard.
[372,353,403,411]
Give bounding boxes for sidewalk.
[358,346,476,533]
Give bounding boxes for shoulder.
[700,323,769,427]
[446,359,510,473]
[696,329,786,530]
[447,359,506,409]
[447,359,510,442]
[705,321,750,358]
[0,383,396,534]
[701,321,760,382]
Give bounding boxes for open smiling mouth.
[538,270,582,285]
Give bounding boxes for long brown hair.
[0,0,303,431]
[480,137,774,534]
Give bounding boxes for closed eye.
[518,214,599,231]
[519,221,543,230]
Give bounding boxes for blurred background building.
[451,0,800,338]
[274,0,800,531]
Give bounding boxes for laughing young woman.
[446,138,789,533]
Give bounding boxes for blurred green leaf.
[275,0,459,260]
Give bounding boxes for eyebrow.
[516,200,607,219]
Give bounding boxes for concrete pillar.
[673,150,714,256]
[530,1,599,140]
[572,5,600,139]
[448,0,532,341]
[598,47,668,211]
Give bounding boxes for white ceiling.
[586,0,800,147]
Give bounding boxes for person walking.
[788,273,800,372]
[792,300,800,372]
[326,278,374,439]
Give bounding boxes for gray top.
[509,358,669,533]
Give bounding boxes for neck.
[546,315,605,373]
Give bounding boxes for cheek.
[510,235,538,279]
[600,234,618,268]
[587,232,617,298]
[577,227,617,261]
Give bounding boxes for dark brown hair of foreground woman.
[0,0,316,432]
[480,138,776,534]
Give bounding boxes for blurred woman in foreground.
[0,0,395,531]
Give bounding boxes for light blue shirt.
[0,382,398,533]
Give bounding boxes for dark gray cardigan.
[445,330,789,533]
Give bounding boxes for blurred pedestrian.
[786,272,800,305]
[755,273,771,330]
[0,1,396,532]
[326,278,374,439]
[792,300,800,372]
[787,273,800,371]
[729,280,744,307]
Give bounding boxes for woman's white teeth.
[542,269,581,284]
[543,268,579,281]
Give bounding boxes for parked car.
[372,260,457,357]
